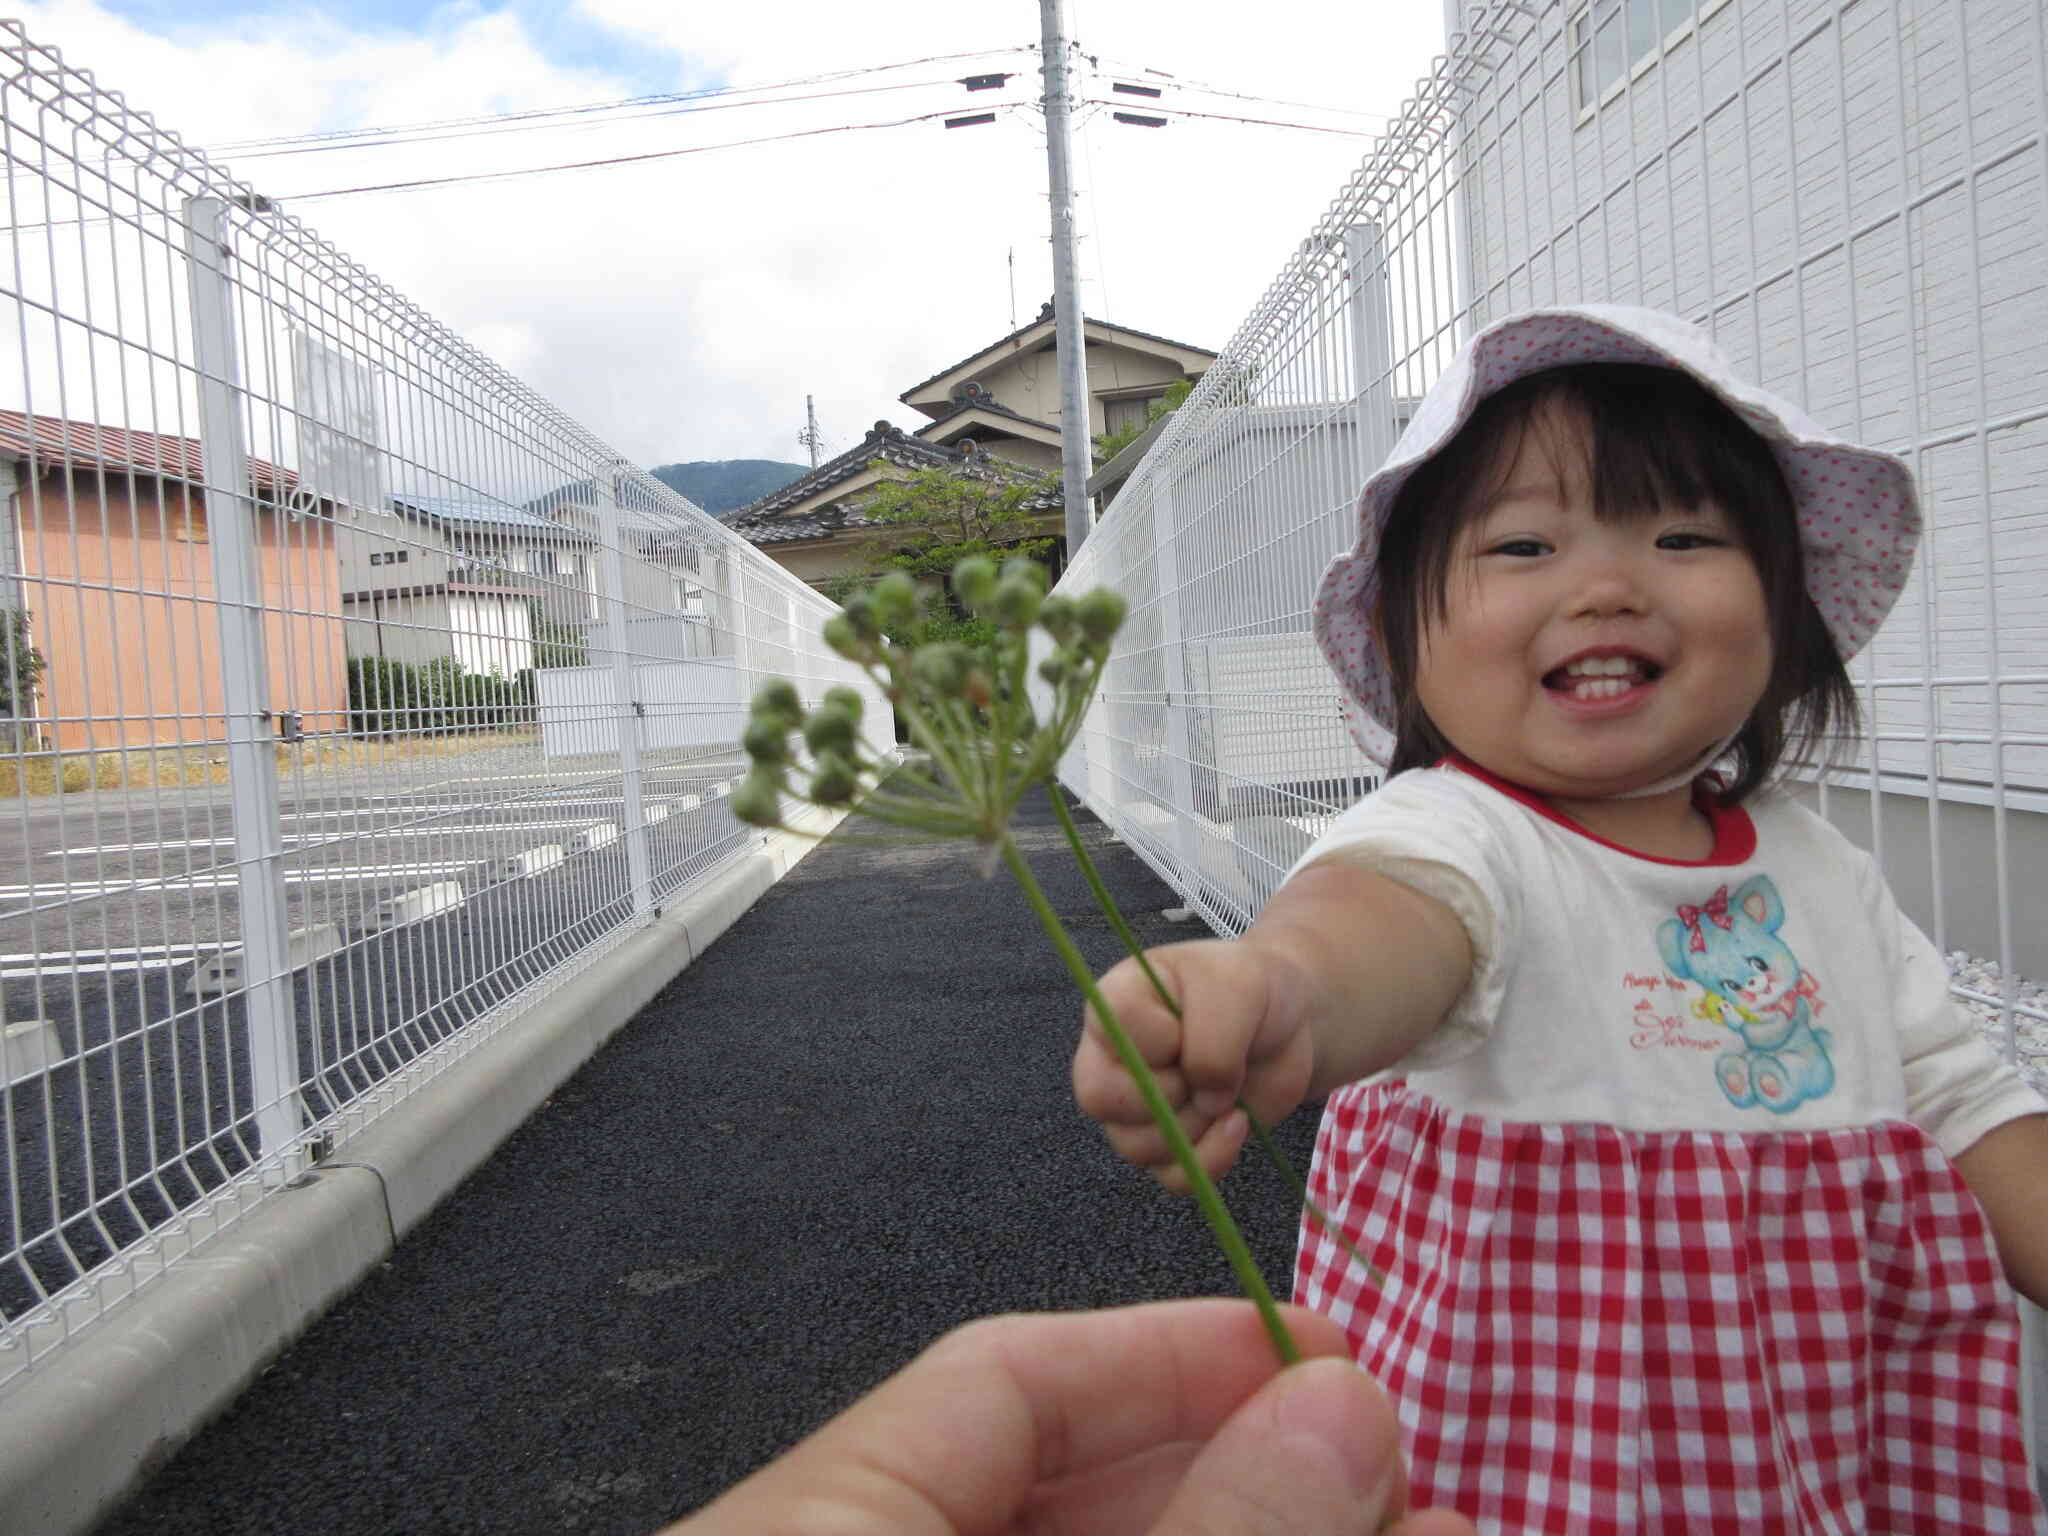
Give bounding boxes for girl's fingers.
[1151,1107,1250,1194]
[1101,1093,1221,1169]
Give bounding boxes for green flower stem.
[877,664,982,810]
[1033,654,1108,784]
[845,791,984,838]
[1045,785,1387,1291]
[986,637,1019,812]
[996,833,1300,1368]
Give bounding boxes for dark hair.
[1375,363,1858,802]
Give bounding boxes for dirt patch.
[0,727,543,797]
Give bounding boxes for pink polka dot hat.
[1312,304,1921,766]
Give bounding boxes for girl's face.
[1413,404,1774,801]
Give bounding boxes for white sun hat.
[1312,303,1922,766]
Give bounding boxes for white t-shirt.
[1289,761,2045,1158]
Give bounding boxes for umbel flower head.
[730,556,1355,1371]
[733,557,1127,847]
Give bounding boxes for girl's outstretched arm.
[1073,858,1473,1191]
[1950,1112,2048,1308]
[1247,858,1477,1100]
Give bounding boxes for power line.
[212,48,1033,157]
[1080,100,1382,138]
[1084,57,1397,126]
[279,105,1030,202]
[228,74,1027,163]
[5,86,1366,226]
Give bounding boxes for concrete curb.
[0,818,842,1536]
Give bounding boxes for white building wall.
[341,592,454,666]
[448,593,534,677]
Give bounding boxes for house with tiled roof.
[0,409,347,751]
[728,421,1061,588]
[732,305,1215,586]
[900,302,1216,469]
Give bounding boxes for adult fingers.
[1147,1356,1397,1535]
[1150,1358,1481,1536]
[680,1301,1357,1536]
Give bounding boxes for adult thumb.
[1148,1356,1406,1536]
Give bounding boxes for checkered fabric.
[1295,1080,2045,1533]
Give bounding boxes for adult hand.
[662,1298,1475,1535]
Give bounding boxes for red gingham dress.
[1296,1079,2044,1533]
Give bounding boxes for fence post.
[1344,222,1398,483]
[182,196,303,1170]
[597,471,652,915]
[1150,477,1204,903]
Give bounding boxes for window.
[1572,0,1699,108]
[1103,393,1162,438]
[531,548,558,577]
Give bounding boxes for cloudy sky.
[9,0,1449,473]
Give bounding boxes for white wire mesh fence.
[1055,0,2048,1095]
[0,21,887,1388]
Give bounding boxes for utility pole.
[1039,0,1093,557]
[798,394,822,469]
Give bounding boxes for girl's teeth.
[1571,677,1632,699]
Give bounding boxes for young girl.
[1072,305,2048,1532]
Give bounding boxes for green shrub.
[347,654,535,736]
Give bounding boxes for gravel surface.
[1948,952,2048,1099]
[100,789,1321,1536]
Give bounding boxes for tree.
[826,463,1061,647]
[0,606,45,721]
[527,600,588,668]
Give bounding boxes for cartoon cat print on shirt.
[1656,874,1835,1113]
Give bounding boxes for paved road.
[1,744,760,1317]
[96,787,1324,1535]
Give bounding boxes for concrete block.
[2,1019,69,1085]
[187,925,345,997]
[364,881,465,932]
[672,794,702,812]
[641,803,670,826]
[495,845,565,881]
[709,781,732,799]
[573,822,619,851]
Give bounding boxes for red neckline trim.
[1442,757,1757,867]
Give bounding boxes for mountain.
[649,459,809,519]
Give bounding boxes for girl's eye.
[1485,537,1551,558]
[1656,530,1726,551]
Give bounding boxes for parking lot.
[1,746,758,1318]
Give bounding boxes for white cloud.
[5,0,1446,473]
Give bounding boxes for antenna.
[1009,246,1017,331]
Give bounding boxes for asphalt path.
[97,787,1324,1535]
[2,747,759,1316]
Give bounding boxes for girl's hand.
[1073,938,1316,1192]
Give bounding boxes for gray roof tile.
[728,422,1056,546]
